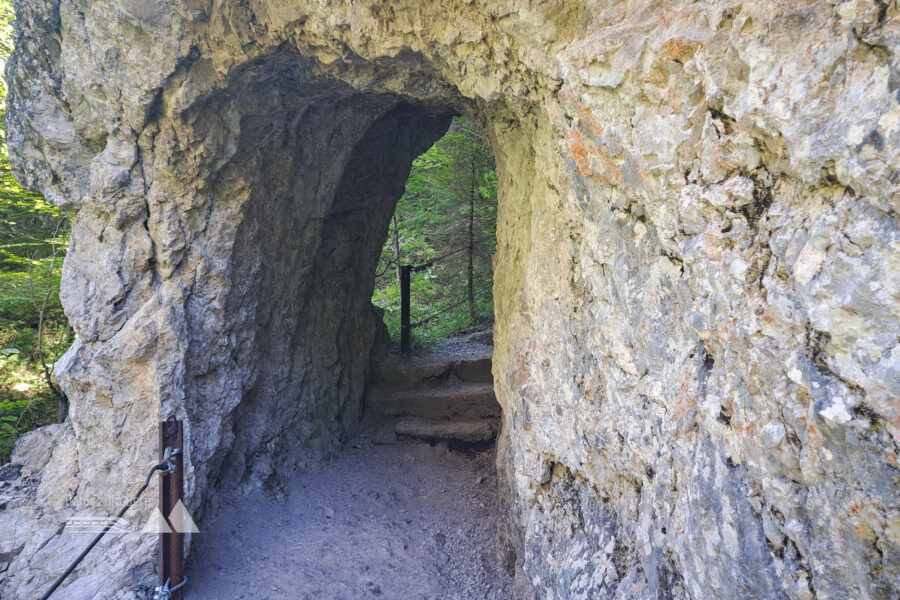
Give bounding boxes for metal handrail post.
[400,265,412,355]
[159,417,185,600]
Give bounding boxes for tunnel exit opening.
[362,115,502,452]
[370,116,498,354]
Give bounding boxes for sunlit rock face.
[3,1,899,598]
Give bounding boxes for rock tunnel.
[2,1,899,599]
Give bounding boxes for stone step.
[452,357,492,383]
[393,417,499,444]
[375,357,454,386]
[368,382,500,420]
[374,353,493,388]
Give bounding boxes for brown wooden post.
[159,417,184,600]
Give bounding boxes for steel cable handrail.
[410,284,492,328]
[412,234,494,270]
[373,257,395,279]
[375,234,495,280]
[38,450,181,599]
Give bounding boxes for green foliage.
[0,361,61,463]
[0,0,17,177]
[0,397,56,463]
[0,274,71,463]
[373,117,497,345]
[0,0,11,110]
[0,259,64,321]
[0,0,73,461]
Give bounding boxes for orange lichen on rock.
[569,130,594,177]
[664,37,697,62]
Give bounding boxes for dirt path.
[186,429,512,599]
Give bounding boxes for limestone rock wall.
[2,1,898,599]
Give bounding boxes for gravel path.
[186,430,512,599]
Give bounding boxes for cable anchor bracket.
[153,576,188,600]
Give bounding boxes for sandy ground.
[186,430,512,599]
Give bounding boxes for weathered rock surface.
[2,1,899,599]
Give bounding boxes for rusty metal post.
[159,417,184,600]
[400,265,411,356]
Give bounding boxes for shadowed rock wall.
[2,1,898,599]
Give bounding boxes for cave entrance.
[181,54,510,596]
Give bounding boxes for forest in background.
[372,117,497,344]
[0,0,72,462]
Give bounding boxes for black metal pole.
[159,417,185,600]
[400,265,411,356]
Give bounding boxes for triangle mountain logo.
[140,507,173,534]
[139,503,200,534]
[168,500,200,534]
